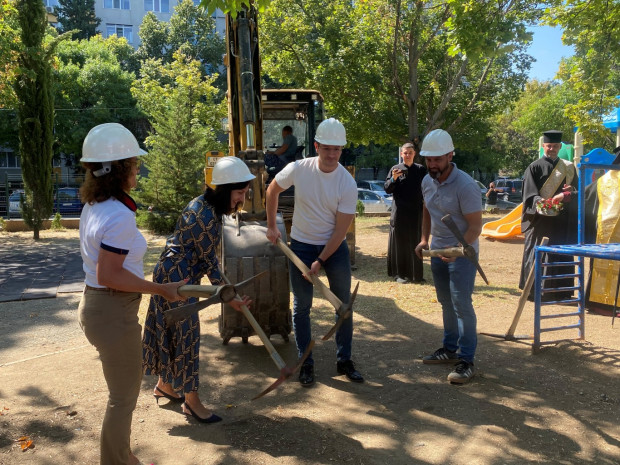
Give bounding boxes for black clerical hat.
[542,130,562,143]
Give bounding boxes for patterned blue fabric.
[142,195,223,393]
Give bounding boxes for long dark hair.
[204,181,251,217]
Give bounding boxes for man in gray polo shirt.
[414,129,482,384]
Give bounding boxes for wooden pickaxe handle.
[219,272,287,371]
[178,284,221,298]
[276,238,343,310]
[422,247,465,258]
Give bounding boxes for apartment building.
[43,0,226,47]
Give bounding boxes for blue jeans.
[430,256,477,363]
[289,239,353,366]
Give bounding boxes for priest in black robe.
[385,141,427,284]
[519,130,579,301]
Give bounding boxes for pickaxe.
[440,214,490,285]
[275,238,358,341]
[219,268,314,400]
[163,271,267,325]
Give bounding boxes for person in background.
[142,157,253,424]
[78,123,186,465]
[415,129,482,384]
[265,125,298,176]
[519,130,579,301]
[265,118,363,387]
[385,141,427,284]
[485,181,499,211]
[584,146,620,314]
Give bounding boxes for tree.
[56,0,100,40]
[136,0,225,78]
[53,35,142,159]
[131,51,227,231]
[13,0,65,238]
[260,0,539,146]
[490,80,579,174]
[545,0,620,144]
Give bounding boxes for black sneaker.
[422,347,459,364]
[299,364,315,387]
[448,360,475,384]
[336,360,364,383]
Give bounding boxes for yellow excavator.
[206,4,328,344]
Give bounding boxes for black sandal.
[153,386,185,404]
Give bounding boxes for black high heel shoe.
[182,402,222,424]
[153,386,185,405]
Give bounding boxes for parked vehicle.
[356,180,392,200]
[493,178,523,202]
[357,188,391,213]
[53,187,83,216]
[8,189,24,218]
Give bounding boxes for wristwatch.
[316,257,326,266]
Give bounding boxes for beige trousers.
[78,288,143,465]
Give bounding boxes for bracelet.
[316,257,325,266]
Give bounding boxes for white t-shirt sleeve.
[274,162,296,190]
[338,177,358,215]
[100,210,136,253]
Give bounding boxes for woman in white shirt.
[78,123,186,465]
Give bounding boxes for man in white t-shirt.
[266,118,363,387]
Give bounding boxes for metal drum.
[219,214,291,344]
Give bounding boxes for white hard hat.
[211,156,256,185]
[420,129,454,157]
[81,123,147,162]
[315,118,346,146]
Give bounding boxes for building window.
[104,0,130,10]
[0,150,20,168]
[106,24,133,43]
[144,0,169,13]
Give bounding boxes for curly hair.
[204,181,251,217]
[80,158,137,204]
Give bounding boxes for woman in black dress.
[385,141,427,284]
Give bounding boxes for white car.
[357,188,391,213]
[356,180,392,201]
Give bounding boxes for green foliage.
[489,80,582,174]
[56,0,100,40]
[260,0,538,147]
[54,35,141,158]
[50,212,63,230]
[136,209,177,235]
[13,0,66,238]
[544,0,620,144]
[356,199,365,217]
[200,0,272,16]
[136,0,225,84]
[0,0,20,108]
[131,51,226,221]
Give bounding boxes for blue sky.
[527,25,575,81]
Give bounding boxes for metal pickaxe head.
[440,214,489,285]
[163,270,267,325]
[251,339,316,400]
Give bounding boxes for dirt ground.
[0,215,619,465]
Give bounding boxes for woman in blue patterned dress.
[142,157,254,423]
